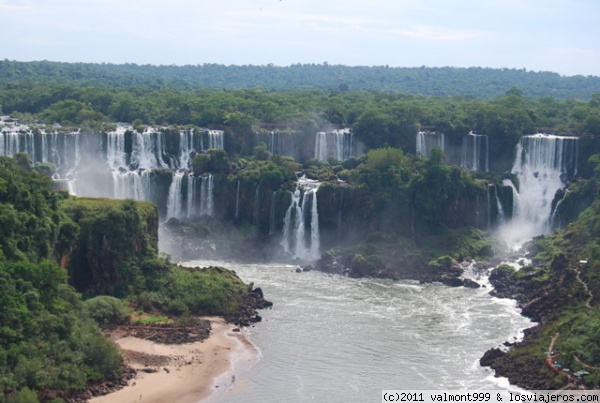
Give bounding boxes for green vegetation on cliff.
[0,156,255,401]
[0,156,124,400]
[483,155,600,388]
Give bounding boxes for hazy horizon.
[1,0,599,77]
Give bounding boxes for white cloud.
[388,25,485,42]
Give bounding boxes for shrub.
[82,296,129,325]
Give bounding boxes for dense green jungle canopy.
[1,83,600,152]
[2,60,600,99]
[0,156,250,402]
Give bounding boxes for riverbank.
[89,317,257,403]
[480,251,600,389]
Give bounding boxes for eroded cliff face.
[60,197,159,295]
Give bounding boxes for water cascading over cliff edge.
[498,134,579,246]
[280,177,321,262]
[0,119,224,220]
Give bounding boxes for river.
[184,260,532,402]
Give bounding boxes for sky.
[1,0,599,77]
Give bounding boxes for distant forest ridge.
[2,60,600,99]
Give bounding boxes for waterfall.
[179,129,194,169]
[235,180,240,220]
[199,174,214,216]
[254,183,260,225]
[461,132,488,172]
[113,170,151,201]
[106,128,128,170]
[488,185,505,229]
[186,173,196,218]
[155,131,167,169]
[166,171,185,220]
[495,186,505,224]
[416,131,445,158]
[314,128,353,161]
[269,191,277,236]
[550,189,569,228]
[207,130,224,150]
[498,134,579,245]
[281,189,302,256]
[280,185,320,261]
[131,129,164,170]
[0,130,34,158]
[0,120,229,221]
[308,188,320,260]
[268,132,276,154]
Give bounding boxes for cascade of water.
[106,128,128,170]
[112,170,152,200]
[235,180,240,220]
[461,132,488,172]
[186,173,196,218]
[308,188,320,260]
[268,132,275,154]
[281,189,302,255]
[199,174,214,216]
[166,171,185,220]
[131,130,160,170]
[416,131,445,158]
[293,191,308,259]
[254,183,260,225]
[72,131,80,178]
[495,186,505,224]
[207,130,224,150]
[269,191,277,236]
[314,129,353,161]
[0,130,34,158]
[499,134,579,245]
[280,185,320,260]
[179,129,195,169]
[550,189,569,228]
[155,131,167,169]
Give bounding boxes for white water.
[280,185,320,261]
[166,171,186,220]
[0,122,224,216]
[498,134,578,245]
[416,131,445,158]
[199,174,214,216]
[186,261,531,402]
[461,132,489,172]
[314,128,353,161]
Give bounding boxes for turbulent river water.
[184,260,532,402]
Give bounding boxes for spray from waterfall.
[497,134,579,246]
[280,180,321,261]
[416,131,445,158]
[314,128,353,161]
[461,132,488,172]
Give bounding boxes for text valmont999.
[382,391,600,403]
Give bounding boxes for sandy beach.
[90,317,256,403]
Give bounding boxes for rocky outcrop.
[225,287,273,327]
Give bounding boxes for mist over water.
[497,134,579,246]
[186,261,531,402]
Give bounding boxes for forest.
[1,60,600,99]
[3,61,600,395]
[0,155,255,402]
